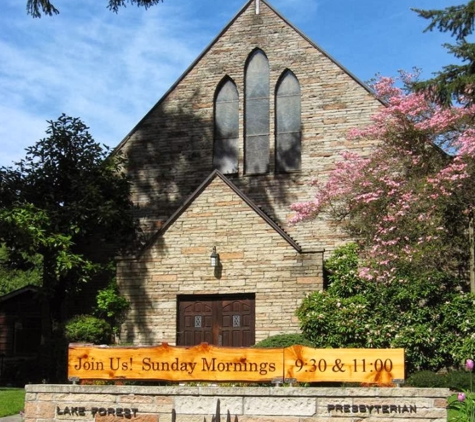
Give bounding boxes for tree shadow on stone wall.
[119,236,166,345]
[170,399,238,422]
[118,87,295,345]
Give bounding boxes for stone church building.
[116,0,382,347]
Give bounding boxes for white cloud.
[0,0,219,165]
[0,105,51,166]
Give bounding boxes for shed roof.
[0,285,39,303]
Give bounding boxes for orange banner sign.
[68,343,404,384]
[69,343,283,382]
[284,346,404,385]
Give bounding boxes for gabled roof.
[131,170,301,259]
[114,0,378,155]
[0,285,39,303]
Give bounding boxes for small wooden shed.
[0,286,42,380]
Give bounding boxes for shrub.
[444,371,472,391]
[297,243,475,374]
[64,315,112,344]
[406,371,446,388]
[324,243,372,296]
[253,333,314,348]
[405,370,472,390]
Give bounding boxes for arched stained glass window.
[245,49,270,174]
[214,78,239,174]
[276,70,301,172]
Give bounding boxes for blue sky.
[0,0,463,167]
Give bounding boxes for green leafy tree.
[0,114,137,380]
[0,244,41,296]
[27,0,163,18]
[412,1,475,106]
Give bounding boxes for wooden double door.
[177,294,255,347]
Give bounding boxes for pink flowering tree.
[291,71,475,284]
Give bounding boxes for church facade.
[116,0,382,346]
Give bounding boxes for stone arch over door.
[177,293,255,347]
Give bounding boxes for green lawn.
[0,388,25,417]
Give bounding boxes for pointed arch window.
[214,78,239,174]
[276,70,301,172]
[245,49,270,175]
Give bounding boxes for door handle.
[218,334,222,346]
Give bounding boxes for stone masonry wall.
[118,0,382,253]
[117,176,323,345]
[25,385,449,422]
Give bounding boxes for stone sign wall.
[25,384,449,422]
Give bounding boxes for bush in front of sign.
[445,371,473,391]
[64,314,112,344]
[253,333,314,349]
[406,369,473,390]
[405,370,447,388]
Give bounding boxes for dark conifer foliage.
[26,0,163,18]
[412,1,475,106]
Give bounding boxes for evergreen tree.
[412,1,475,106]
